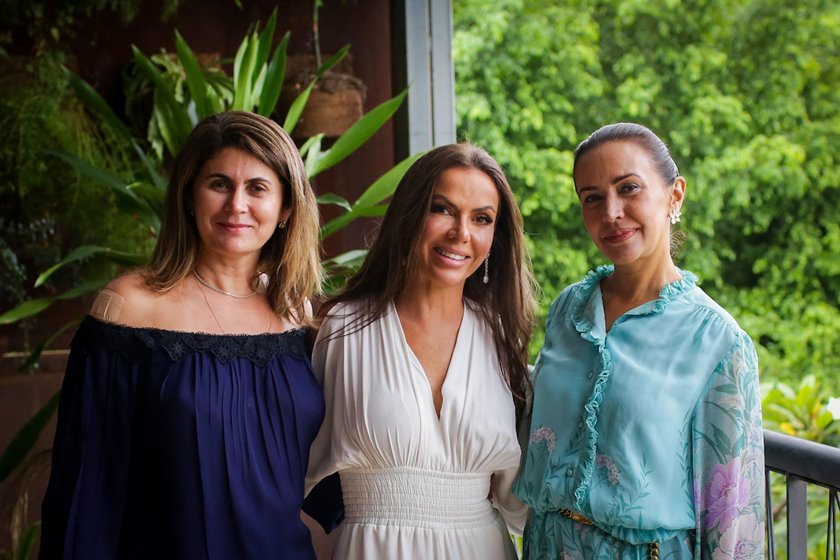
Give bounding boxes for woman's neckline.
[85,314,305,338]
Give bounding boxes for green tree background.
[453,0,840,391]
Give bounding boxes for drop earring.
[482,255,490,284]
[669,206,682,225]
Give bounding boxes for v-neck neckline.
[390,301,468,420]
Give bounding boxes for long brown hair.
[143,111,322,321]
[323,143,537,416]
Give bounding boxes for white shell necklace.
[193,270,257,299]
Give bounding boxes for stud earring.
[278,220,287,229]
[669,206,682,225]
[483,255,490,284]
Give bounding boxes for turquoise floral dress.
[514,266,765,559]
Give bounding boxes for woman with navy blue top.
[40,111,340,559]
[514,123,765,559]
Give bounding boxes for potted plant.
[279,0,367,139]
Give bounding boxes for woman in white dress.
[307,143,537,559]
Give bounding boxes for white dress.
[307,300,527,559]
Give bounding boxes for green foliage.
[0,391,56,560]
[0,0,201,53]
[762,375,840,447]
[0,52,154,314]
[1,11,411,553]
[453,0,840,381]
[0,11,412,349]
[0,521,40,560]
[761,377,839,559]
[0,218,55,305]
[0,393,60,484]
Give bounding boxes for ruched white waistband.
[340,466,496,529]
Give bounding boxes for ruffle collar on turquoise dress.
[567,264,699,510]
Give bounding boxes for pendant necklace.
[194,275,274,335]
[195,275,227,334]
[193,270,257,299]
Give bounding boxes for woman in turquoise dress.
[514,123,765,559]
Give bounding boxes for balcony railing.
[764,429,840,560]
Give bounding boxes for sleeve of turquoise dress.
[690,331,765,559]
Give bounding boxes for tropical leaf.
[14,522,41,560]
[314,45,350,78]
[131,142,167,189]
[49,150,160,229]
[49,150,128,193]
[254,8,278,79]
[232,29,249,92]
[35,245,146,287]
[283,46,350,134]
[302,133,325,176]
[283,80,315,135]
[0,280,108,325]
[316,193,352,212]
[310,89,408,176]
[319,213,356,241]
[318,152,422,240]
[67,72,133,140]
[299,132,323,158]
[175,30,209,118]
[352,150,423,209]
[132,45,192,152]
[128,181,167,219]
[150,87,185,156]
[17,319,83,372]
[0,300,53,326]
[257,32,290,117]
[233,31,259,109]
[322,249,368,268]
[0,393,60,483]
[353,204,388,217]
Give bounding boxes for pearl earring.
[669,206,682,225]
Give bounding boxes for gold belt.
[557,508,660,560]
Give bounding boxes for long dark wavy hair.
[321,143,537,417]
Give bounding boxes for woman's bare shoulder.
[91,272,158,325]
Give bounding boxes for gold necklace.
[195,275,227,333]
[193,271,257,299]
[194,276,274,335]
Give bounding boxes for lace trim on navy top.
[74,315,308,365]
[566,264,699,510]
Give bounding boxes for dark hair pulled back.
[573,122,679,185]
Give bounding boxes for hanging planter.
[281,67,367,139]
[278,0,368,139]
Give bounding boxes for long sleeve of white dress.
[305,300,527,559]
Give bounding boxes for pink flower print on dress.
[595,453,621,485]
[530,426,556,452]
[702,457,751,532]
[573,521,593,540]
[712,513,765,560]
